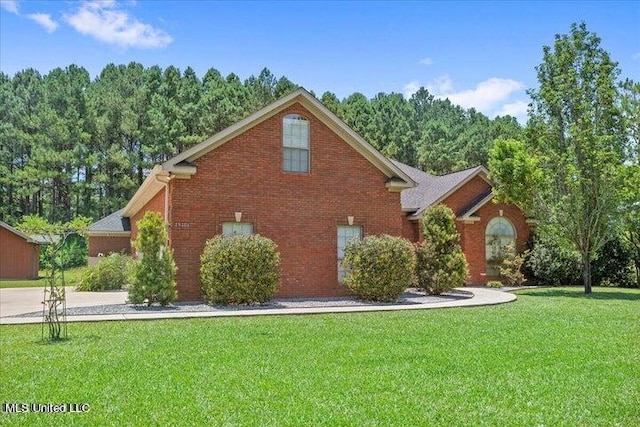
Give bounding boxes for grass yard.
[0,267,85,289]
[1,287,638,426]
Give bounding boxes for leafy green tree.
[0,72,22,222]
[337,92,373,141]
[273,76,299,99]
[128,211,177,306]
[200,69,253,135]
[368,93,418,165]
[320,91,340,114]
[415,99,467,173]
[415,204,468,295]
[245,67,277,109]
[619,79,640,286]
[488,138,543,214]
[177,66,206,149]
[525,22,626,294]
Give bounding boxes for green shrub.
[128,212,177,306]
[415,204,468,295]
[526,237,582,286]
[342,235,415,302]
[592,237,635,288]
[498,243,528,286]
[487,280,504,289]
[76,253,132,291]
[200,234,280,305]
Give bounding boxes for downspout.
[154,174,173,224]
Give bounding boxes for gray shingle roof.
[88,209,131,233]
[391,160,487,217]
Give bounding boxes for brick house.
[88,89,532,299]
[0,221,42,280]
[88,89,415,300]
[394,162,533,285]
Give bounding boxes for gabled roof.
[391,160,490,219]
[0,221,39,244]
[457,189,493,218]
[87,209,131,236]
[123,88,416,218]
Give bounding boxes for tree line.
[0,64,522,224]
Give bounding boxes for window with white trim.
[485,217,516,276]
[283,114,309,173]
[222,222,253,237]
[337,225,362,282]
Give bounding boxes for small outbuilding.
[0,221,42,280]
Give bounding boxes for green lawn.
[0,267,85,288]
[1,287,638,426]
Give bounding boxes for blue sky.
[1,1,638,123]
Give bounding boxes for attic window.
[283,115,309,173]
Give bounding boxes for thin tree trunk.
[582,254,592,294]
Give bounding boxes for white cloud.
[426,74,454,94]
[419,57,433,66]
[404,80,421,98]
[431,76,524,111]
[27,13,58,33]
[497,100,528,118]
[64,1,172,48]
[0,0,19,14]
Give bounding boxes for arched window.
[485,217,516,276]
[283,114,309,173]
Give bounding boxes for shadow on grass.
[515,287,640,301]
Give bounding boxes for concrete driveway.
[0,286,517,325]
[0,287,127,318]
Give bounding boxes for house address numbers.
[174,222,191,228]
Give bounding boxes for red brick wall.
[88,236,132,257]
[167,104,404,300]
[0,227,39,279]
[459,202,530,285]
[442,175,492,214]
[130,189,166,243]
[402,216,420,243]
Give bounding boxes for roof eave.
[0,221,38,243]
[459,193,494,219]
[122,166,168,218]
[86,231,132,237]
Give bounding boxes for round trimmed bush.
[200,234,280,305]
[342,234,416,302]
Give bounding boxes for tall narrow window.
[337,225,362,282]
[222,222,253,237]
[485,217,516,276]
[283,114,309,173]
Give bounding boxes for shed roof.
[0,221,39,244]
